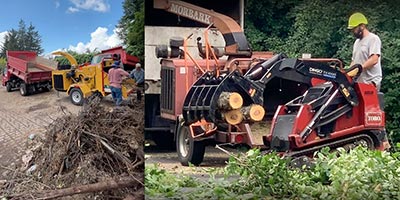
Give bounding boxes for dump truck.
[51,47,139,105]
[2,51,56,96]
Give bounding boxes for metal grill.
[160,67,175,114]
[53,74,64,91]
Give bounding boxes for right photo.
[144,0,400,199]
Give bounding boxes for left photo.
[0,0,144,199]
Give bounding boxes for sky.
[0,0,125,55]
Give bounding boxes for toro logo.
[366,112,383,125]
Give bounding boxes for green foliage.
[244,0,298,52]
[1,19,43,58]
[54,50,98,66]
[118,0,144,62]
[146,147,400,199]
[145,164,199,198]
[0,57,6,72]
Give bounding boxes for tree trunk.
[241,104,265,122]
[218,92,243,110]
[223,109,243,125]
[17,176,143,200]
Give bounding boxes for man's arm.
[350,61,355,67]
[362,35,381,70]
[129,69,135,78]
[362,54,379,70]
[120,69,130,77]
[136,71,144,84]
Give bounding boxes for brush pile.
[2,97,144,199]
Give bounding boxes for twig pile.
[2,97,144,199]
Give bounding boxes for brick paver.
[0,88,80,179]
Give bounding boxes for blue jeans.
[110,86,122,106]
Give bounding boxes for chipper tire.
[70,88,84,106]
[176,123,205,166]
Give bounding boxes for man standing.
[348,12,390,150]
[108,61,130,106]
[348,12,382,91]
[130,63,144,101]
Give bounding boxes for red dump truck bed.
[5,51,53,84]
[2,51,56,96]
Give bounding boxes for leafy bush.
[146,147,400,199]
[0,57,6,73]
[54,51,98,66]
[145,164,199,198]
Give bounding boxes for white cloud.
[67,7,79,13]
[68,0,110,13]
[55,1,60,8]
[67,27,123,53]
[0,31,8,48]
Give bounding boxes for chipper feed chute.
[182,70,264,126]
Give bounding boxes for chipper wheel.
[176,122,206,166]
[69,88,84,106]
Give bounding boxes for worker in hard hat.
[348,12,382,91]
[348,12,390,150]
[130,63,144,101]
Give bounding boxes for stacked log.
[217,92,265,125]
[223,109,243,125]
[217,92,243,110]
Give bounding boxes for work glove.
[346,64,362,78]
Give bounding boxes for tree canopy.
[54,50,99,66]
[1,19,43,58]
[117,0,144,62]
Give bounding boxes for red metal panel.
[27,71,52,84]
[100,46,140,65]
[172,59,226,117]
[356,83,385,128]
[7,56,28,73]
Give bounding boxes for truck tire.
[20,83,28,96]
[176,123,205,166]
[6,82,12,92]
[70,88,84,106]
[42,83,52,92]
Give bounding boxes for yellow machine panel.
[51,51,135,105]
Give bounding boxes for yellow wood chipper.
[51,47,139,105]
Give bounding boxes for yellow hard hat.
[348,12,368,29]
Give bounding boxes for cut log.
[224,109,243,125]
[241,104,265,122]
[218,92,243,110]
[12,176,143,200]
